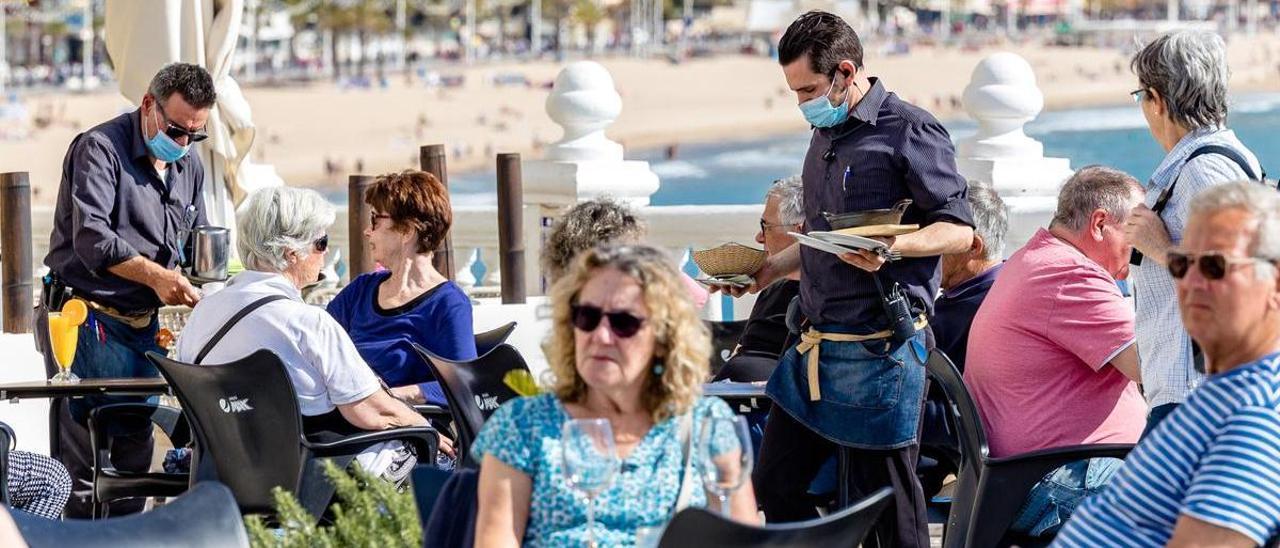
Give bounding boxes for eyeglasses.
[759,218,788,233]
[313,234,329,253]
[369,212,392,227]
[570,304,646,339]
[1166,251,1273,280]
[154,102,209,143]
[1129,88,1148,104]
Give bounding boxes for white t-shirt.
[175,270,381,416]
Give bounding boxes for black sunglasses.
[1167,251,1271,280]
[313,234,329,253]
[570,304,646,339]
[155,102,209,143]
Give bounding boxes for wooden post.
[495,154,526,304]
[419,144,455,281]
[348,174,377,276]
[1,172,33,333]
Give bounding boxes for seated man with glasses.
[712,176,803,382]
[964,166,1147,540]
[1057,181,1280,547]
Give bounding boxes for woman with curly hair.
[472,244,757,546]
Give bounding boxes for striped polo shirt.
[1054,352,1280,547]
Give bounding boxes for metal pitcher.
[188,225,230,283]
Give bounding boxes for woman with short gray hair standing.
[1124,29,1263,434]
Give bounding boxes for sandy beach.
[5,35,1280,205]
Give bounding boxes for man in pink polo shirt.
[965,165,1147,540]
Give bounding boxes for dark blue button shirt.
[44,109,207,313]
[932,263,1003,371]
[799,78,974,327]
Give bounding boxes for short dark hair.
[778,11,864,76]
[148,63,216,109]
[364,170,453,254]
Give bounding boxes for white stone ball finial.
[957,52,1046,159]
[545,61,625,162]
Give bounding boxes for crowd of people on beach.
[4,8,1280,548]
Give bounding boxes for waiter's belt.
[88,301,155,330]
[796,315,929,401]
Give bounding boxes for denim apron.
[765,325,929,449]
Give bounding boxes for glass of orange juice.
[48,299,86,383]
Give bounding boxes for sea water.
[446,93,1280,206]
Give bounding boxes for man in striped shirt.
[1055,181,1280,547]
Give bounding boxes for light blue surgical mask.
[799,76,851,128]
[145,104,190,163]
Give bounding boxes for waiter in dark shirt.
[42,63,214,517]
[740,12,974,548]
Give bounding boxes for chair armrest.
[89,403,191,469]
[984,443,1133,490]
[413,404,452,423]
[304,426,440,464]
[970,444,1134,547]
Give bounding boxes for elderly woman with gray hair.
[1125,29,1264,434]
[176,187,448,481]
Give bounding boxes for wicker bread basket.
[692,243,768,277]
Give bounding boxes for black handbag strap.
[1153,144,1262,215]
[194,295,289,365]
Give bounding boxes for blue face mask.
[799,76,851,128]
[145,105,190,163]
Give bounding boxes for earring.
[652,362,665,376]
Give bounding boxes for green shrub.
[244,460,422,548]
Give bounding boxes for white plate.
[696,277,750,288]
[790,232,865,256]
[807,231,886,251]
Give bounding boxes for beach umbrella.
[104,0,280,241]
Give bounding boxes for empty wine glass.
[698,415,753,517]
[562,418,620,548]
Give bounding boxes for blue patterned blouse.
[471,393,736,547]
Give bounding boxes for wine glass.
[561,418,620,548]
[48,299,87,384]
[698,415,753,517]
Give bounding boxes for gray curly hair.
[542,197,646,281]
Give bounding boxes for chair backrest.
[707,320,749,377]
[0,421,12,506]
[412,343,530,463]
[13,481,250,548]
[658,486,893,547]
[147,350,307,515]
[474,322,517,357]
[924,349,991,548]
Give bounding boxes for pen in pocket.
[842,166,852,193]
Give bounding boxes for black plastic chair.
[412,342,531,467]
[706,319,749,378]
[88,403,191,518]
[12,481,249,548]
[926,350,1133,548]
[146,350,440,518]
[0,421,14,506]
[657,486,893,547]
[474,322,517,357]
